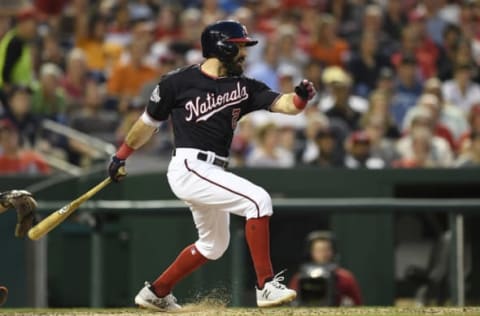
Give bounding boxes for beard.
[222,55,245,76]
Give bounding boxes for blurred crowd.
[1,0,480,175]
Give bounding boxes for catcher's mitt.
[0,190,37,238]
[0,286,7,306]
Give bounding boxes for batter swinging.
[108,20,315,311]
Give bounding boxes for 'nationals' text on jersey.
[146,65,281,157]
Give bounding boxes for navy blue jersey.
[146,65,280,157]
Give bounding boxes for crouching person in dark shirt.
[289,231,363,306]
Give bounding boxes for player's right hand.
[108,155,127,182]
[294,79,316,101]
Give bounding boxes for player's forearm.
[124,119,157,150]
[0,205,7,214]
[270,93,303,115]
[115,119,156,160]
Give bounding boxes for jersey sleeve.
[145,77,175,121]
[243,79,281,115]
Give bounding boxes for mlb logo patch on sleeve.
[150,85,161,102]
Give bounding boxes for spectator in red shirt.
[34,0,66,16]
[0,118,50,175]
[289,231,362,306]
[391,24,438,80]
[458,104,480,153]
[456,131,480,167]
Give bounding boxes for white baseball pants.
[167,148,273,260]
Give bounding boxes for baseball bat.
[28,169,125,240]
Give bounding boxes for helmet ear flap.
[216,40,239,62]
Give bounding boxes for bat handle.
[117,167,127,178]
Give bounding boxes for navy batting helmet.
[201,20,258,62]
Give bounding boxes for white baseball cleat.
[256,270,297,307]
[134,281,182,312]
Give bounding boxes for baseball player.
[0,189,37,306]
[108,20,315,311]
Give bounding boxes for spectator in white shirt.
[423,77,468,141]
[442,60,480,113]
[246,122,295,168]
[396,109,453,167]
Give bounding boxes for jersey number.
[232,108,241,129]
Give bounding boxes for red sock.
[245,216,274,289]
[152,244,208,297]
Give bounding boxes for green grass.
[0,307,479,316]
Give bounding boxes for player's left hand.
[108,155,127,182]
[294,79,316,101]
[0,190,37,238]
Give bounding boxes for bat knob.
[117,167,127,177]
[27,226,42,240]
